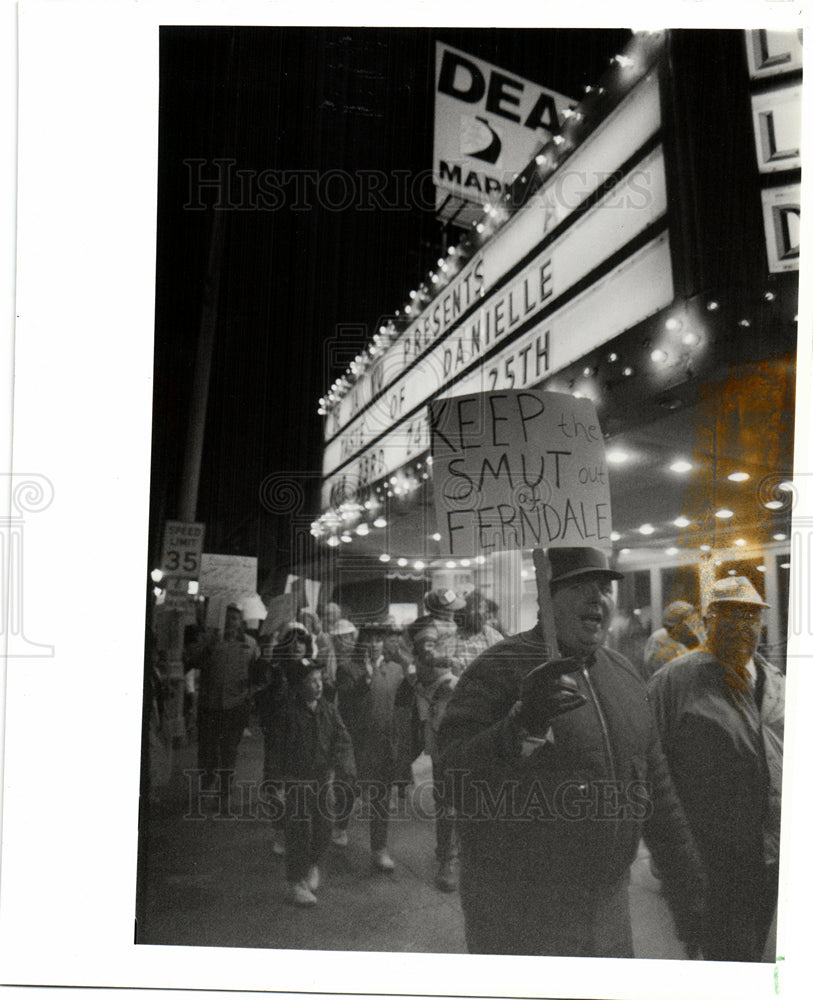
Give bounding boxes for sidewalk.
[137,727,687,958]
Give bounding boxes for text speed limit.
[161,521,205,578]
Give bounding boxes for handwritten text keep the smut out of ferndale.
[430,391,612,557]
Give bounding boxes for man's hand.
[514,658,586,736]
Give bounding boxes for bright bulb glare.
[728,472,749,482]
[715,509,734,519]
[607,450,629,464]
[670,460,693,473]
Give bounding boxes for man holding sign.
[438,546,706,957]
[431,393,704,957]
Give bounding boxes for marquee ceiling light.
[728,472,750,482]
[670,460,693,473]
[700,544,711,552]
[778,481,794,492]
[431,532,441,542]
[460,559,471,568]
[734,538,746,547]
[764,500,783,510]
[373,516,387,529]
[476,555,486,565]
[780,563,791,569]
[715,509,734,519]
[706,301,719,311]
[681,331,700,347]
[664,317,681,331]
[397,558,408,568]
[738,318,751,328]
[638,523,655,535]
[445,561,457,569]
[379,553,391,563]
[674,516,691,527]
[414,560,425,571]
[622,366,635,377]
[665,547,678,556]
[327,536,340,548]
[607,450,630,464]
[607,352,619,362]
[650,348,668,363]
[355,523,369,536]
[610,531,621,541]
[773,533,787,541]
[764,291,775,301]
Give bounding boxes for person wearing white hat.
[648,575,784,962]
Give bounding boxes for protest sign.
[429,389,611,557]
[199,553,259,628]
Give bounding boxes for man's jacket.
[648,648,784,866]
[438,625,703,898]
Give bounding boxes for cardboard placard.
[261,593,297,636]
[430,389,611,557]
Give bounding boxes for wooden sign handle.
[532,548,560,659]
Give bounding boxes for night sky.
[150,26,634,588]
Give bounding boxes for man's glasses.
[707,606,763,624]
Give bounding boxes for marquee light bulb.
[715,509,734,519]
[379,553,391,563]
[397,558,408,568]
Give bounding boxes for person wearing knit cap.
[641,601,705,681]
[438,546,705,958]
[275,658,356,906]
[648,576,784,962]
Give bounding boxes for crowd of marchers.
[157,546,783,963]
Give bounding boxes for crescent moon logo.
[462,116,502,165]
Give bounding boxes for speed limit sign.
[161,521,205,578]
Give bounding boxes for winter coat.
[275,694,357,784]
[437,623,704,955]
[647,648,784,866]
